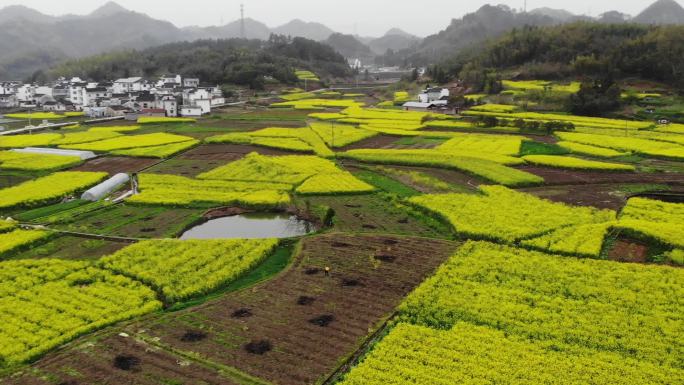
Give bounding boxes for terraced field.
[1,95,683,385]
[6,234,457,385]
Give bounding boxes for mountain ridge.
[633,0,684,24]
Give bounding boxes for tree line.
[30,35,351,89]
[428,23,684,91]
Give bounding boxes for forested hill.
[44,35,351,88]
[432,23,684,89]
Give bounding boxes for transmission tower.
[240,3,245,38]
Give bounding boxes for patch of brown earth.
[608,239,649,263]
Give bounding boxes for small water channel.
[179,213,316,240]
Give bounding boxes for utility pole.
[240,4,245,39]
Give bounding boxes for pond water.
[179,213,316,240]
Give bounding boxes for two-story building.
[112,77,146,94]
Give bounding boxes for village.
[0,75,227,120]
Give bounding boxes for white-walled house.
[0,93,18,108]
[86,87,110,106]
[180,105,203,117]
[15,84,36,103]
[194,99,212,114]
[112,77,145,94]
[43,100,67,112]
[160,96,178,117]
[35,86,53,97]
[183,88,211,105]
[183,78,200,88]
[0,82,19,95]
[159,74,182,87]
[419,87,450,104]
[1,74,221,117]
[67,83,89,106]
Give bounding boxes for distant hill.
[0,2,345,79]
[184,18,272,40]
[633,0,684,24]
[368,29,421,54]
[324,33,374,59]
[0,5,57,24]
[4,0,683,80]
[0,6,185,80]
[380,5,558,66]
[530,7,577,22]
[88,1,129,18]
[272,19,334,41]
[384,28,417,38]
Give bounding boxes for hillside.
[377,5,558,66]
[272,19,335,41]
[183,18,272,40]
[368,29,421,54]
[435,23,684,90]
[633,0,684,24]
[324,33,374,59]
[49,36,351,88]
[529,7,577,22]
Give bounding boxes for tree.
[568,78,621,116]
[410,68,419,82]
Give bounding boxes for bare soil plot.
[386,165,486,192]
[522,134,558,144]
[608,238,650,263]
[519,184,633,210]
[54,204,203,239]
[128,234,458,385]
[339,134,400,150]
[518,165,684,186]
[9,235,129,261]
[142,158,224,177]
[0,173,32,188]
[302,194,450,238]
[4,332,237,385]
[72,156,160,175]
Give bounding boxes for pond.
[179,213,316,240]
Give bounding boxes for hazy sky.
[0,0,664,36]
